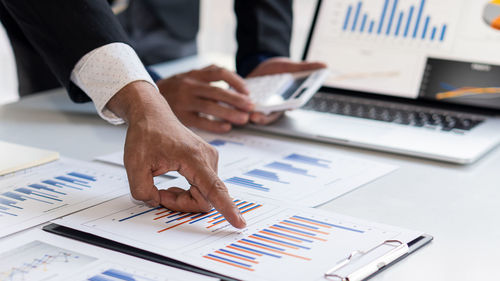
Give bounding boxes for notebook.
[0,141,59,176]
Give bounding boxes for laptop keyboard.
[302,93,485,132]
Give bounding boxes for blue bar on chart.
[343,5,352,30]
[28,184,66,195]
[430,26,437,40]
[360,13,367,32]
[118,207,162,222]
[67,172,96,182]
[265,161,315,177]
[440,24,447,41]
[209,139,243,147]
[341,0,448,42]
[224,177,270,192]
[284,153,331,168]
[244,169,289,184]
[421,16,430,39]
[42,179,82,190]
[377,0,389,34]
[412,0,426,38]
[0,206,17,216]
[15,188,62,202]
[404,5,414,37]
[351,2,362,31]
[385,0,398,35]
[55,176,91,187]
[291,215,364,233]
[3,191,53,204]
[0,197,22,209]
[395,11,403,36]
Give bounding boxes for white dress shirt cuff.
[70,43,158,125]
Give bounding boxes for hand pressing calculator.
[244,68,329,114]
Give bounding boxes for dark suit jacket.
[0,0,130,101]
[0,0,292,102]
[120,0,293,72]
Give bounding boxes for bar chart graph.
[341,0,448,42]
[197,132,397,206]
[2,171,102,215]
[202,214,364,271]
[117,199,263,233]
[0,159,128,237]
[77,194,276,251]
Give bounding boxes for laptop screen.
[304,0,500,110]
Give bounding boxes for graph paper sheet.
[0,228,216,281]
[54,186,423,281]
[0,158,129,238]
[97,131,397,207]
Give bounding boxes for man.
[0,0,323,227]
[118,0,325,131]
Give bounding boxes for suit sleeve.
[0,0,131,102]
[234,0,293,76]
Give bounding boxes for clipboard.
[324,236,432,281]
[43,223,432,281]
[42,223,236,281]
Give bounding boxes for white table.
[1,54,499,280]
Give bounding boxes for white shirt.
[70,43,158,125]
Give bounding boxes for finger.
[185,114,232,133]
[182,165,246,229]
[196,65,249,94]
[124,160,161,207]
[192,82,253,111]
[194,99,250,125]
[250,111,284,125]
[158,186,212,213]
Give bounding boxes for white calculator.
[245,68,329,114]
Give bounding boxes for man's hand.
[157,65,254,133]
[107,81,246,229]
[247,57,327,125]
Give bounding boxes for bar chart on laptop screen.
[341,0,449,42]
[329,0,461,47]
[307,0,465,98]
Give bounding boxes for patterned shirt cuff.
[70,43,158,125]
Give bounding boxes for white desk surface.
[1,54,499,281]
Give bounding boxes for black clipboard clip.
[324,239,409,281]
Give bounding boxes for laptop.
[252,0,500,164]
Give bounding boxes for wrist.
[107,80,171,124]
